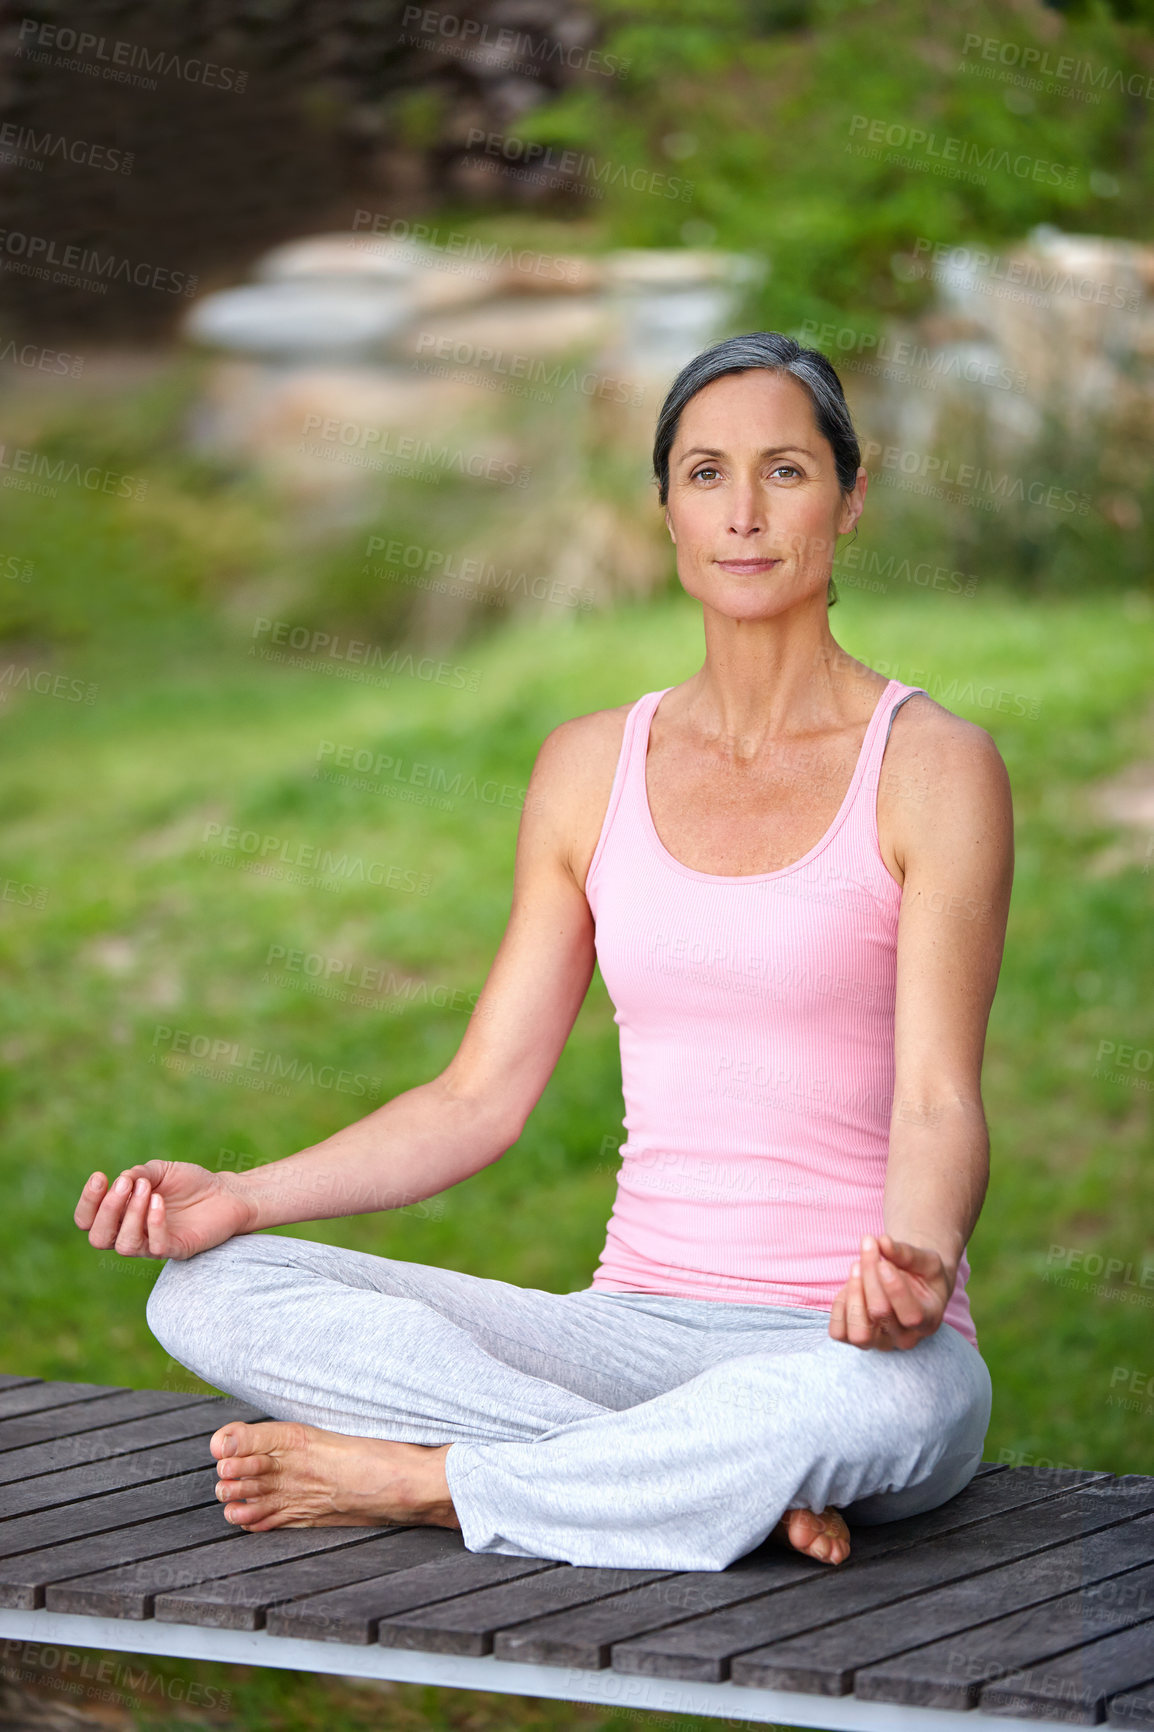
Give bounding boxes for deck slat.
[729,1498,1154,1694]
[0,1381,126,1420]
[980,1618,1154,1723]
[0,1396,265,1486]
[852,1559,1154,1709]
[1110,1678,1154,1727]
[0,1469,216,1559]
[608,1472,1119,1683]
[0,1505,241,1609]
[46,1526,393,1618]
[156,1529,469,1630]
[0,1402,266,1521]
[0,1376,41,1392]
[378,1566,675,1658]
[0,1388,216,1453]
[508,1467,1113,1675]
[266,1553,561,1645]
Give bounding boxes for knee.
[145,1238,250,1357]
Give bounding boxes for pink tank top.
[584,679,977,1350]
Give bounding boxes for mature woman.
[74,332,1013,1575]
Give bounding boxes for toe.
[217,1453,275,1480]
[211,1421,258,1460]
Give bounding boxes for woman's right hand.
[74,1161,256,1261]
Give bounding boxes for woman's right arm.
[75,719,601,1261]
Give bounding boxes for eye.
[771,464,802,479]
[690,465,720,482]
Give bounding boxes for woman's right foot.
[769,1505,851,1564]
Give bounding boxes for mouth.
[714,557,781,572]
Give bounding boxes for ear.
[664,507,676,545]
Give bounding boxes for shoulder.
[526,699,642,891]
[883,691,1013,871]
[531,700,637,789]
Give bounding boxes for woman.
[74,332,1013,1575]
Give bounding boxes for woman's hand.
[74,1162,255,1262]
[828,1233,953,1351]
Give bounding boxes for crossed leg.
[147,1234,989,1573]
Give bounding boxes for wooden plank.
[46,1526,391,1618]
[609,1472,1121,1684]
[0,1505,238,1609]
[0,1380,126,1420]
[0,1404,265,1522]
[852,1558,1154,1710]
[980,1618,1154,1723]
[730,1500,1154,1694]
[0,1468,217,1560]
[1110,1678,1154,1727]
[267,1553,561,1645]
[379,1567,675,1658]
[0,1396,267,1485]
[506,1466,1112,1675]
[0,1376,40,1392]
[0,1387,212,1452]
[156,1528,468,1630]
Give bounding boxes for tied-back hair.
[652,332,862,609]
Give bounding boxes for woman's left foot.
[769,1505,851,1564]
[209,1419,461,1533]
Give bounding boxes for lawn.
[2,526,1151,1729]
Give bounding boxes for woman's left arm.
[829,708,1015,1351]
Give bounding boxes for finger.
[827,1285,848,1341]
[859,1237,894,1327]
[114,1177,153,1256]
[878,1259,930,1330]
[146,1192,169,1258]
[74,1172,107,1230]
[87,1171,138,1248]
[879,1234,939,1275]
[845,1262,874,1348]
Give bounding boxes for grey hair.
[652,332,862,506]
[652,333,861,610]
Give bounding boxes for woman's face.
[663,368,866,622]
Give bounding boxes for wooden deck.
[1,1371,1153,1730]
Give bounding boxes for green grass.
[2,379,1152,1728]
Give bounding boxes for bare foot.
[769,1505,851,1565]
[209,1420,462,1534]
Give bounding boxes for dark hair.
[652,332,862,608]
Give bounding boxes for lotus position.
[75,332,1012,1574]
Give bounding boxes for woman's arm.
[75,720,601,1260]
[829,706,1014,1350]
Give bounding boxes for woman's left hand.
[828,1233,953,1351]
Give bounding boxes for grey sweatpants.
[146,1233,992,1572]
